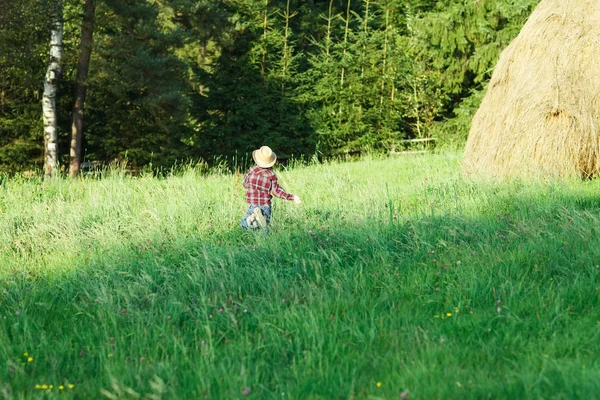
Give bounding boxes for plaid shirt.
[243,166,294,206]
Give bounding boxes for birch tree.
[42,0,63,177]
[69,0,95,178]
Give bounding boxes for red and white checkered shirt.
[243,166,294,206]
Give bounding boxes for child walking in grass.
[240,145,301,231]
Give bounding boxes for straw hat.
[252,146,277,168]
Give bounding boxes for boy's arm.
[270,174,295,201]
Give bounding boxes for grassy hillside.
[1,153,599,399]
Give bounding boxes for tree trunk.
[261,0,268,76]
[42,0,63,177]
[69,0,95,178]
[281,0,294,92]
[325,0,333,57]
[340,0,351,88]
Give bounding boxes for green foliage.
[408,0,539,140]
[82,0,193,168]
[431,88,485,149]
[191,0,315,161]
[0,0,542,171]
[299,1,410,154]
[0,0,53,171]
[2,154,600,397]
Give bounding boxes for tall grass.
[1,152,599,399]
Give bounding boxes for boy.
[240,145,301,230]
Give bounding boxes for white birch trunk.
[43,0,63,177]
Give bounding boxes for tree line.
[0,0,539,175]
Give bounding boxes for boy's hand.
[293,195,302,204]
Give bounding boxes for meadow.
[1,152,599,399]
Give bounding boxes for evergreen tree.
[193,0,314,162]
[299,0,409,154]
[407,0,539,145]
[0,0,542,171]
[83,0,193,169]
[0,0,52,172]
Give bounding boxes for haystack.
[463,0,600,179]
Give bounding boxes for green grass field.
[1,152,600,399]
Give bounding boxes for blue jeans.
[240,204,272,230]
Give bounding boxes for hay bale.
[463,0,600,179]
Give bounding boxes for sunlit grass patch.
[1,152,600,399]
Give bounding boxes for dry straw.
[463,0,600,179]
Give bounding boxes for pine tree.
[405,0,539,145]
[193,0,314,162]
[0,0,542,170]
[82,0,193,168]
[0,0,51,172]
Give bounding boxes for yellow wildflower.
[376,382,382,388]
[68,384,74,389]
[446,312,452,317]
[41,384,48,390]
[35,384,41,389]
[59,386,64,390]
[23,352,29,357]
[27,357,33,362]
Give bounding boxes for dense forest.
[0,0,539,173]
